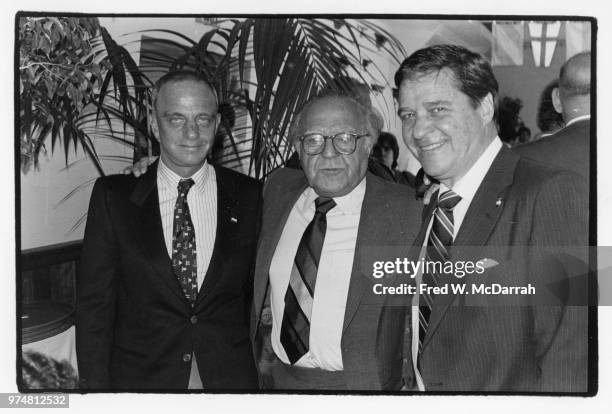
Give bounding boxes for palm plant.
[19,16,107,174]
[19,16,406,180]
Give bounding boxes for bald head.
[554,52,591,122]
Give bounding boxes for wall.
[493,40,566,136]
[20,136,132,250]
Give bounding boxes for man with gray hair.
[77,70,259,389]
[516,52,591,179]
[251,90,421,390]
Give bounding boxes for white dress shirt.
[411,137,502,390]
[269,178,366,371]
[157,160,218,389]
[157,160,218,290]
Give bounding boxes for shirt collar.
[302,175,366,216]
[565,114,590,127]
[439,136,502,205]
[157,159,211,194]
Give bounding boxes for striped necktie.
[280,196,336,364]
[418,189,461,355]
[172,178,198,304]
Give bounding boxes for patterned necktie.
[172,178,198,304]
[280,196,337,364]
[418,189,461,355]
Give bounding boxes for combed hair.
[394,44,499,117]
[151,70,219,110]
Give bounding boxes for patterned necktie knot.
[177,178,195,196]
[314,197,336,215]
[436,189,461,211]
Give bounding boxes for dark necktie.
[280,196,337,364]
[172,178,198,304]
[418,189,461,355]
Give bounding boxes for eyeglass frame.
[297,132,370,156]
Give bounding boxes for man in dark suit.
[394,45,588,392]
[516,52,591,179]
[251,92,421,390]
[76,71,259,390]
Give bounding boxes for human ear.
[552,87,563,114]
[214,113,221,134]
[479,93,495,124]
[150,114,161,142]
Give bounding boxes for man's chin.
[312,182,351,198]
[420,160,449,180]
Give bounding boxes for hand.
[423,182,440,206]
[121,156,158,177]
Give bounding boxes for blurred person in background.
[371,132,417,187]
[516,52,591,180]
[497,96,531,147]
[533,80,565,141]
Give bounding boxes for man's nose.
[320,137,338,158]
[185,121,199,139]
[412,115,432,140]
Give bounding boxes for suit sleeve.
[244,178,263,326]
[530,171,589,392]
[76,178,119,389]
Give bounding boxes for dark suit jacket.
[515,118,590,180]
[251,168,421,390]
[76,162,260,390]
[404,146,589,392]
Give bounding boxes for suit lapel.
[194,167,234,309]
[422,147,519,350]
[453,147,519,248]
[129,161,188,305]
[342,173,385,333]
[252,170,308,332]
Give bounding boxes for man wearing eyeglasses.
[251,91,421,390]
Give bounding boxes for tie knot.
[177,178,195,196]
[436,190,461,210]
[315,197,336,215]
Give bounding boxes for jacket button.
[182,353,191,362]
[190,315,198,324]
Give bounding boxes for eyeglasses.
[298,132,369,155]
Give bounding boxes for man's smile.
[418,141,446,152]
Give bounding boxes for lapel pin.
[495,197,503,207]
[230,217,238,223]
